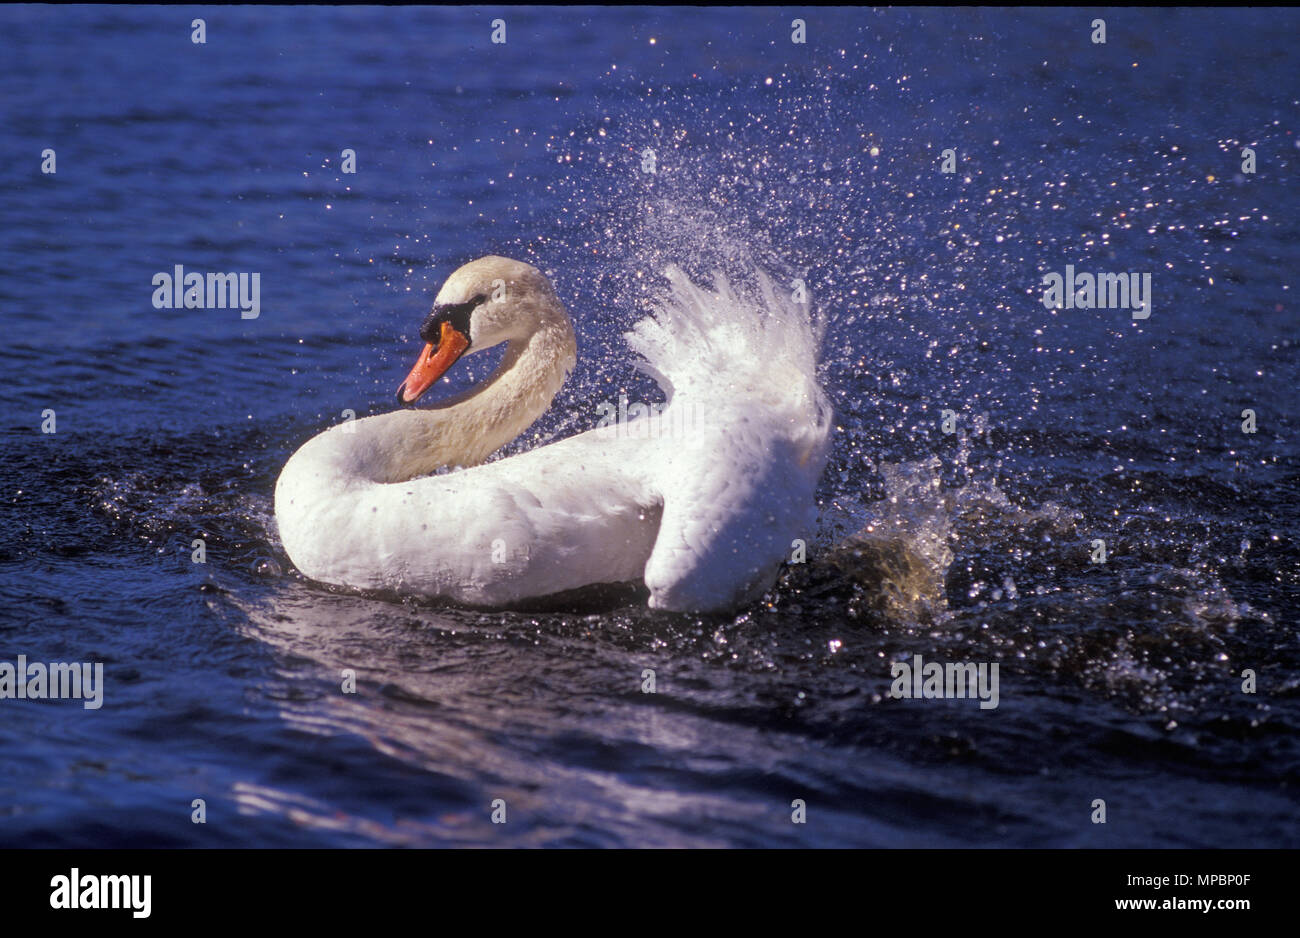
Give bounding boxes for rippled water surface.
[1,6,1298,847]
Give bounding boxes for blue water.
[1,6,1298,847]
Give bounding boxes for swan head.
[396,256,568,404]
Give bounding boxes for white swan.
[274,255,832,612]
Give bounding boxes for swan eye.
[420,293,485,344]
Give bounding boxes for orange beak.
[397,320,470,404]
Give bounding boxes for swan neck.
[354,317,576,484]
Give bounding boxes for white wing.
[278,423,662,606]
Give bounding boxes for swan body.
[274,256,831,612]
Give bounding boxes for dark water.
[1,6,1298,847]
